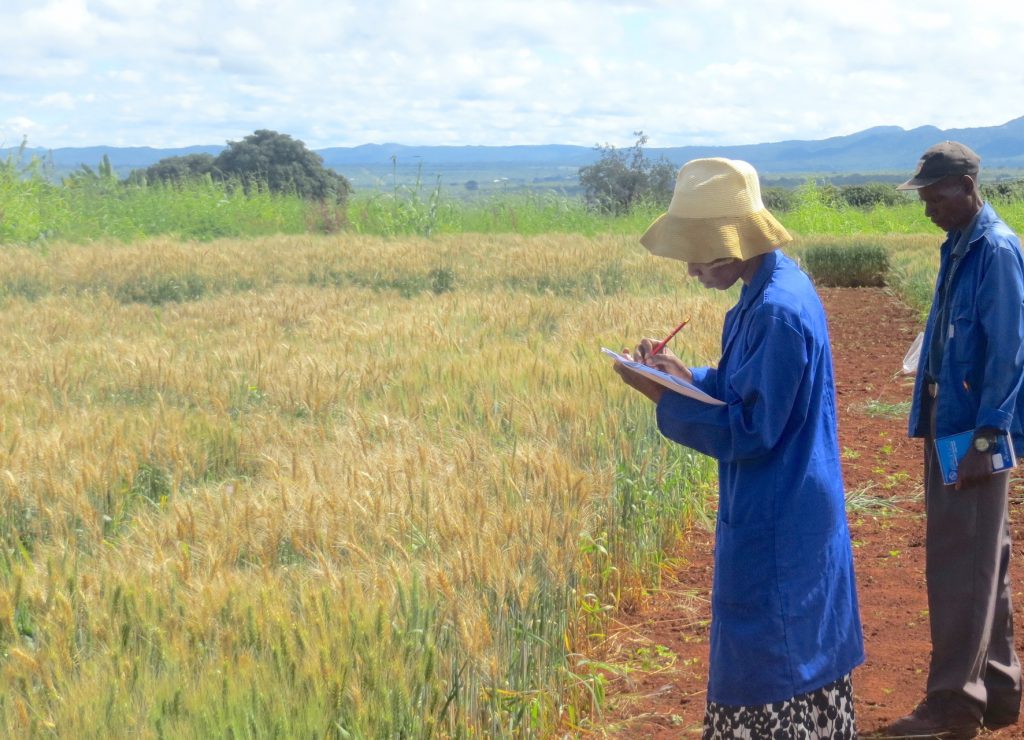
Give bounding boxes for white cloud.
[2,116,42,146]
[0,0,1022,148]
[39,93,77,110]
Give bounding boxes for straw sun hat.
[640,157,792,264]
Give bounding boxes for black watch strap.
[972,431,999,453]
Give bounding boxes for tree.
[213,129,352,203]
[130,153,216,186]
[577,132,676,214]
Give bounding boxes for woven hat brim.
[640,209,793,263]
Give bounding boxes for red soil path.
[597,287,1024,738]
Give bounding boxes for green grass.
[863,400,913,418]
[846,480,922,514]
[0,156,334,245]
[10,163,1024,247]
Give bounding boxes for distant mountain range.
[6,117,1024,190]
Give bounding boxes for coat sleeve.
[655,306,810,463]
[975,237,1024,432]
[688,365,717,394]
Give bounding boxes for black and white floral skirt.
[702,673,856,739]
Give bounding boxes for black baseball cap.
[896,141,981,190]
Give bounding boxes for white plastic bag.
[901,332,924,375]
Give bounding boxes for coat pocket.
[713,522,777,608]
[948,312,977,367]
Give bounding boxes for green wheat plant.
[802,243,890,287]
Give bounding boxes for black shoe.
[982,708,1019,730]
[982,691,1020,729]
[879,695,981,739]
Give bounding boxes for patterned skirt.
[702,674,856,739]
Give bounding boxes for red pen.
[646,317,690,362]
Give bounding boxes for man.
[883,141,1024,739]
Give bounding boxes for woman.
[613,158,864,739]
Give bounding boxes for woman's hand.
[635,339,693,382]
[613,349,664,403]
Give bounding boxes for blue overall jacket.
[655,250,864,706]
[907,203,1024,452]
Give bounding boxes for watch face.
[974,436,993,453]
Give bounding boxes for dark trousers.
[924,393,1022,718]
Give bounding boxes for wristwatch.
[973,434,998,453]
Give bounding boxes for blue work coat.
[655,250,864,706]
[908,203,1024,452]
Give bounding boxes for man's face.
[686,257,746,290]
[917,176,976,232]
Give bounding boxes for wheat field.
[0,233,728,737]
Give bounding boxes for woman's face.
[686,257,747,290]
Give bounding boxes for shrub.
[803,243,890,287]
[762,186,797,212]
[839,183,907,209]
[981,179,1024,203]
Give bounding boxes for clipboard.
[603,348,724,405]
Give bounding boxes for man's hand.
[955,447,994,490]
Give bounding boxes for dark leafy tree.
[129,153,216,186]
[213,129,352,203]
[578,132,676,214]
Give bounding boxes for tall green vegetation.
[4,139,1024,246]
[0,166,318,244]
[346,181,665,238]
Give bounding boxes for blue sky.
[2,0,1023,149]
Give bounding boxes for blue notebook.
[934,430,1017,485]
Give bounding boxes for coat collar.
[721,250,783,360]
[946,202,997,248]
[739,249,781,307]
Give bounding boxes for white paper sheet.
[602,347,724,406]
